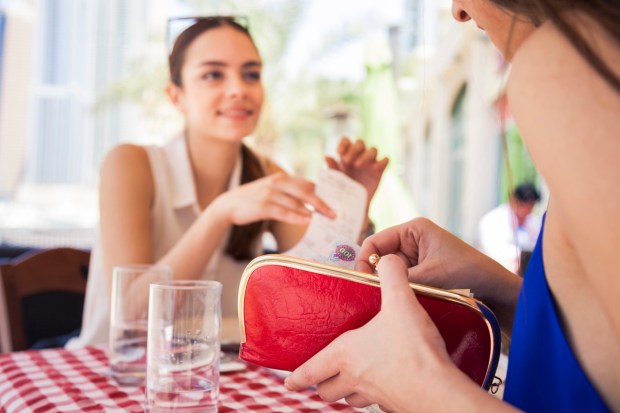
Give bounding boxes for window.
[447,83,467,236]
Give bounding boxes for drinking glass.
[146,280,222,413]
[109,265,172,386]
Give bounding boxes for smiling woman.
[66,16,387,349]
[166,19,264,147]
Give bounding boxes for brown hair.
[225,144,268,260]
[490,0,620,93]
[168,17,256,87]
[169,18,267,260]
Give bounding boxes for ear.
[166,82,186,113]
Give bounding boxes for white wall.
[0,3,36,197]
[406,23,504,243]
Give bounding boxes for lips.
[218,108,254,119]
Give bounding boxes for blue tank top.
[504,216,610,411]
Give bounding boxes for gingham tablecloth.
[0,346,361,412]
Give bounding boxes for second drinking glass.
[109,265,172,386]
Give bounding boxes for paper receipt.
[285,169,367,268]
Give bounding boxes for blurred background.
[0,0,542,250]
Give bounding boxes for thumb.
[376,254,413,308]
[325,156,339,170]
[378,156,390,172]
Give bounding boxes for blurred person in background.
[66,16,387,349]
[477,182,542,274]
[285,0,620,411]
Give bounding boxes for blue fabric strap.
[504,215,610,412]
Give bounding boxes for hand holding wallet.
[238,254,501,389]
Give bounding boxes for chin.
[211,118,257,140]
[218,129,254,143]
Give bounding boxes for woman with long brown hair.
[286,1,620,411]
[67,17,387,348]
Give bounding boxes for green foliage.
[499,125,539,203]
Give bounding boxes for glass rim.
[150,280,222,290]
[112,264,172,272]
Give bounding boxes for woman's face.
[451,0,536,60]
[172,26,264,142]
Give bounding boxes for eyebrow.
[198,61,262,69]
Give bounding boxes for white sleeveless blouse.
[66,134,261,349]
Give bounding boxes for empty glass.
[146,280,222,413]
[109,265,172,386]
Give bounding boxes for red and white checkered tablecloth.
[0,347,363,412]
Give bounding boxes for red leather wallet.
[238,255,500,389]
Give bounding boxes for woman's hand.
[357,217,522,333]
[357,218,492,288]
[212,172,336,227]
[325,137,388,203]
[285,255,502,412]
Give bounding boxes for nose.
[451,3,471,23]
[226,75,248,99]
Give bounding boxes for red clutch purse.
[238,255,500,389]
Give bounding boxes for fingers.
[269,173,336,219]
[353,146,378,167]
[377,255,444,339]
[337,137,388,168]
[356,219,437,273]
[315,374,354,403]
[284,334,345,391]
[375,156,390,173]
[344,393,375,408]
[228,172,337,225]
[324,156,339,170]
[357,225,408,270]
[354,148,389,172]
[376,254,416,309]
[337,137,352,154]
[339,138,373,167]
[263,193,313,226]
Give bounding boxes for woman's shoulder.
[101,144,153,192]
[508,13,620,101]
[507,14,620,146]
[103,143,149,166]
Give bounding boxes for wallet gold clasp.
[368,254,381,271]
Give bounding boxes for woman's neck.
[184,128,242,209]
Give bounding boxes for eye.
[243,71,261,83]
[201,70,224,81]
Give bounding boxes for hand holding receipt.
[285,168,368,269]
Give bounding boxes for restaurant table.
[0,346,364,412]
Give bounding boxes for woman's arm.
[99,144,233,291]
[99,144,156,290]
[101,145,336,290]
